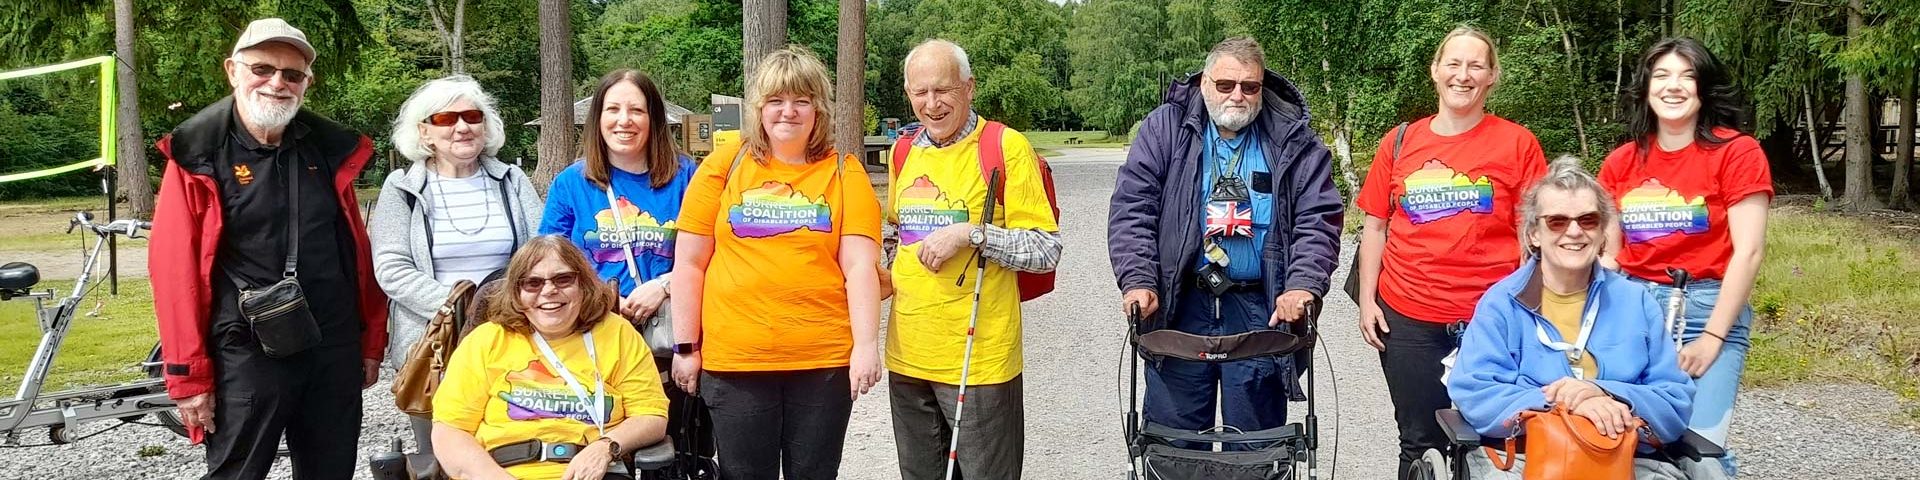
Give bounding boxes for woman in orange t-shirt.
[1353,26,1547,478]
[1599,37,1770,478]
[665,45,884,479]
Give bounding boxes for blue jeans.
[1635,277,1751,478]
[1143,288,1293,450]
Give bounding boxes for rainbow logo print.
[588,197,676,262]
[728,181,833,238]
[1398,159,1495,224]
[1617,178,1709,243]
[499,360,613,423]
[895,176,970,245]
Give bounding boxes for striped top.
[427,169,514,285]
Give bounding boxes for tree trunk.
[1550,5,1591,159]
[114,0,152,219]
[1613,0,1625,120]
[834,0,865,158]
[1839,0,1882,211]
[742,0,788,81]
[426,0,467,74]
[1893,69,1915,209]
[532,0,573,193]
[1805,88,1834,199]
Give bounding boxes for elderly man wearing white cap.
[149,17,388,479]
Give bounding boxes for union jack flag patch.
[1205,201,1253,237]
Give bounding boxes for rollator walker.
[1123,300,1323,480]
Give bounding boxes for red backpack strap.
[978,121,1008,204]
[890,131,915,181]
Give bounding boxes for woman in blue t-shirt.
[541,69,694,321]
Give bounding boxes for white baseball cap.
[232,18,316,63]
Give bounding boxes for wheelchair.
[1122,303,1324,480]
[369,279,717,480]
[1408,408,1726,480]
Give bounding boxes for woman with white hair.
[369,75,544,460]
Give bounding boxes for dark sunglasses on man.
[1209,78,1263,96]
[1540,212,1603,233]
[423,109,486,127]
[233,59,309,84]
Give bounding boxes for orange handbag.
[1484,404,1645,479]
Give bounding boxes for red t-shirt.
[1356,115,1547,322]
[1599,130,1772,282]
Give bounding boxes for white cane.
[944,169,1002,480]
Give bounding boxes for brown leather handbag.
[1484,404,1645,479]
[392,280,480,416]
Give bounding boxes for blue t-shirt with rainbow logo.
[539,156,696,296]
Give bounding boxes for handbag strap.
[602,179,643,283]
[223,150,301,290]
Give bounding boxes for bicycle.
[0,212,186,446]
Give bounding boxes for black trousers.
[700,367,853,480]
[1376,299,1460,480]
[889,373,1025,480]
[204,334,363,480]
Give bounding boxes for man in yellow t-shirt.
[885,39,1063,480]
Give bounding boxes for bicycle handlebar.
[66,212,149,239]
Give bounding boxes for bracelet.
[1702,330,1727,342]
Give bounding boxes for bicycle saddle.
[0,262,38,290]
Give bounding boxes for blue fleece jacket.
[1448,258,1695,444]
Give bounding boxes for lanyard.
[1533,292,1601,377]
[532,331,607,435]
[602,184,643,283]
[1207,133,1249,182]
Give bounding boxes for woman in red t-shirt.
[1599,37,1770,478]
[1353,26,1547,478]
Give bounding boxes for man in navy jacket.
[1108,36,1344,438]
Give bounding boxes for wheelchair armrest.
[1434,409,1482,446]
[1666,430,1726,460]
[628,435,677,471]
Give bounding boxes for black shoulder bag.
[231,154,323,358]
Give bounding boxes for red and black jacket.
[149,98,388,411]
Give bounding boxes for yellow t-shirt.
[885,123,1058,385]
[680,139,884,372]
[1541,287,1600,379]
[432,315,669,480]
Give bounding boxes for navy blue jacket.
[1108,70,1345,321]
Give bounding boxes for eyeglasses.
[1540,212,1603,233]
[519,272,580,293]
[232,59,309,84]
[423,110,485,127]
[1210,79,1263,96]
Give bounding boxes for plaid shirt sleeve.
[980,224,1062,273]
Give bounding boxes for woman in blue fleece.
[1449,157,1705,479]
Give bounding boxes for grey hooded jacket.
[369,157,542,366]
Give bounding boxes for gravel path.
[2,148,1914,479]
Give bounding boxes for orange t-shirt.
[1356,115,1547,322]
[1599,130,1772,282]
[679,142,883,372]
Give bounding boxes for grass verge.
[1744,206,1920,421]
[0,278,157,392]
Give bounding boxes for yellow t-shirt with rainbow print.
[886,122,1058,386]
[433,315,669,480]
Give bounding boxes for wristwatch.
[595,437,622,457]
[968,224,986,247]
[673,342,700,355]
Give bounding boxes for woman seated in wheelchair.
[431,235,669,480]
[1448,158,1702,479]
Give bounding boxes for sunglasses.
[233,59,309,84]
[1210,79,1263,96]
[424,110,485,127]
[519,272,580,293]
[1540,212,1603,233]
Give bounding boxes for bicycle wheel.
[143,342,190,439]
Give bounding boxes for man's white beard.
[1208,100,1258,133]
[239,87,301,132]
